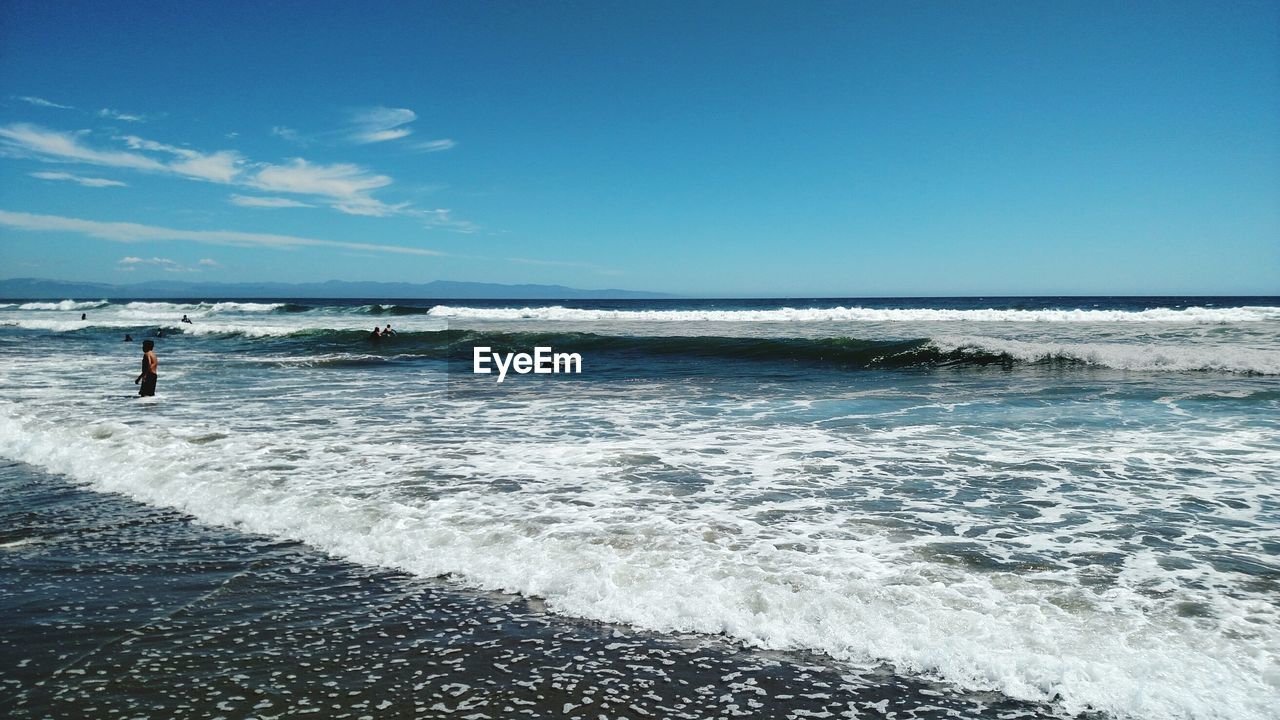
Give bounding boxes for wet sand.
[0,461,1070,719]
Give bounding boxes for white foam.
[18,299,109,311]
[429,304,1280,324]
[0,378,1275,720]
[932,336,1280,375]
[0,311,445,336]
[121,301,287,313]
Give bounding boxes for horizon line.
[0,277,1277,302]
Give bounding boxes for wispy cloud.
[249,158,402,216]
[30,170,127,188]
[172,151,243,183]
[117,256,198,272]
[342,107,457,152]
[0,123,414,218]
[120,135,244,182]
[1,124,245,184]
[421,208,479,234]
[97,108,145,123]
[271,125,302,143]
[16,96,74,110]
[117,255,220,273]
[0,123,164,171]
[414,138,457,153]
[229,194,314,209]
[348,107,416,144]
[0,210,446,257]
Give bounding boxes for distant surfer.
[135,340,158,397]
[370,326,382,341]
[155,328,164,338]
[383,324,396,336]
[181,314,192,324]
[81,313,86,320]
[124,334,132,342]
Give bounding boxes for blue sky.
[0,0,1276,296]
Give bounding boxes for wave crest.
[18,299,110,311]
[429,304,1280,323]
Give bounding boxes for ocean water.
[1,296,1277,719]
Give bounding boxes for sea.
[1,296,1277,720]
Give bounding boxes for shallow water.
[0,460,1071,719]
[1,296,1277,719]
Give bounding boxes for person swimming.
[370,326,382,340]
[181,314,193,324]
[383,324,396,336]
[124,334,133,342]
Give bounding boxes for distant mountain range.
[0,277,668,300]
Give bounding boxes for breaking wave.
[427,304,1280,323]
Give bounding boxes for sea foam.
[931,336,1280,375]
[0,387,1274,720]
[18,299,109,311]
[427,304,1280,323]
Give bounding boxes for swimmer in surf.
[135,340,158,397]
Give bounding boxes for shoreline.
[0,460,1069,719]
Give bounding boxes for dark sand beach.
[2,460,1065,719]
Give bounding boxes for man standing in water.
[135,339,158,397]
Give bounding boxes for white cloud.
[120,135,193,156]
[1,125,242,184]
[30,171,127,187]
[250,158,401,216]
[362,128,413,143]
[97,108,145,123]
[419,208,479,234]
[414,138,457,153]
[119,255,176,266]
[0,209,445,257]
[2,122,475,225]
[229,194,314,209]
[275,107,452,153]
[119,135,243,183]
[16,96,74,110]
[117,256,206,273]
[169,150,242,183]
[349,107,416,144]
[0,123,164,171]
[198,258,221,267]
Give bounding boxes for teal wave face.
[242,330,1123,372]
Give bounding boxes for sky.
[0,0,1277,297]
